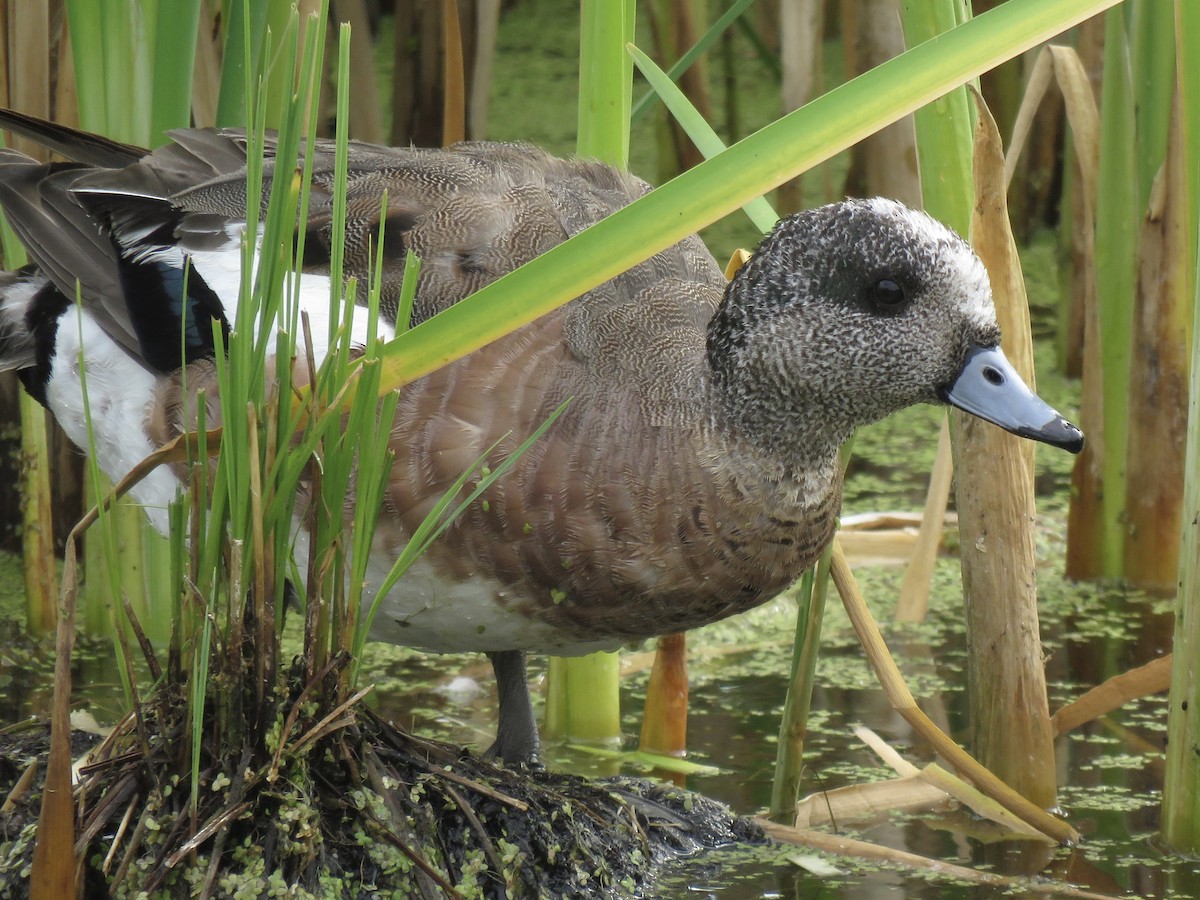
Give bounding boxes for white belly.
[46,311,182,534]
[361,550,625,657]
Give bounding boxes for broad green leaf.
[375,0,1125,399]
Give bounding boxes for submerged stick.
[895,418,953,622]
[1051,654,1172,735]
[758,818,1123,899]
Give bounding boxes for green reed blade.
[1094,8,1138,576]
[630,0,757,122]
[1161,0,1200,853]
[149,0,202,144]
[627,42,778,233]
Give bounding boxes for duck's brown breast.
[370,307,841,652]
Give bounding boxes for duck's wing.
[0,110,724,397]
[0,108,700,331]
[0,151,141,356]
[166,137,668,326]
[0,114,259,368]
[0,107,146,167]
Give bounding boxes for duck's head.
[707,197,1083,459]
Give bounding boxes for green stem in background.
[149,0,203,145]
[767,438,852,821]
[629,0,756,123]
[1162,0,1200,854]
[18,394,56,631]
[1162,226,1200,834]
[577,0,635,168]
[214,0,301,130]
[63,0,106,132]
[1131,1,1176,215]
[543,0,637,750]
[0,205,57,634]
[107,1,152,144]
[1121,5,1189,592]
[216,0,268,128]
[1094,8,1138,577]
[1181,1,1200,276]
[901,0,975,234]
[768,551,830,821]
[545,654,625,751]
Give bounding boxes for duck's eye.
[871,278,906,310]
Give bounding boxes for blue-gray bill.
[943,345,1084,454]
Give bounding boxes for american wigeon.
[0,109,1082,763]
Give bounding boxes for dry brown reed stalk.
[1122,97,1191,591]
[441,0,466,145]
[29,505,88,897]
[646,0,716,180]
[1004,44,1106,579]
[796,725,1053,841]
[1051,653,1173,735]
[950,87,1056,807]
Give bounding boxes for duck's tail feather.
[0,107,148,168]
[0,149,143,356]
[0,112,247,375]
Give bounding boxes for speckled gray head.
[708,197,1084,457]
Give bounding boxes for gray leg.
[485,650,541,765]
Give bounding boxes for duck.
[0,108,1083,763]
